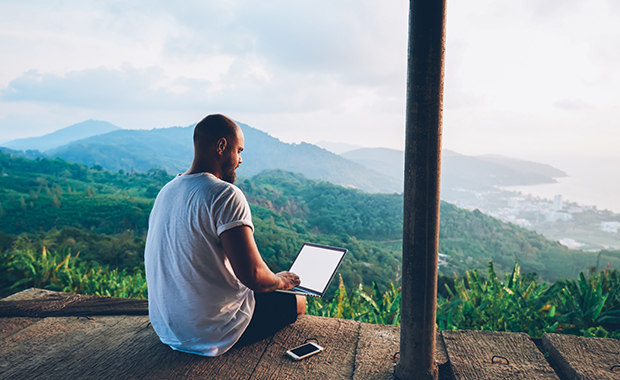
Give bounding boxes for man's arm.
[220,225,300,293]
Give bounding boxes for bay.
[504,156,620,215]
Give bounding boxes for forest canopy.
[1,151,618,296]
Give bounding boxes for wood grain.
[543,333,620,380]
[249,315,360,380]
[0,315,131,379]
[139,333,271,380]
[443,330,559,380]
[352,323,399,380]
[0,317,41,340]
[0,293,148,318]
[1,288,59,301]
[0,288,56,341]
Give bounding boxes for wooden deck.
[1,289,618,379]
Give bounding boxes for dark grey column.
[394,0,446,379]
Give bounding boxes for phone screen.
[291,343,320,357]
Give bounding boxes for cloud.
[159,1,408,91]
[1,65,161,109]
[1,0,618,159]
[553,99,594,110]
[0,61,368,115]
[524,0,581,21]
[0,0,409,118]
[443,41,485,110]
[0,0,409,139]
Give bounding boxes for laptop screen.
[288,243,347,294]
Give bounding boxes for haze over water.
[504,156,620,214]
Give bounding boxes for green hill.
[0,152,400,294]
[44,122,402,194]
[2,120,121,152]
[1,151,617,293]
[5,120,568,197]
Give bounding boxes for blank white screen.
[288,245,345,292]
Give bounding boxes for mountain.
[2,150,615,285]
[2,120,121,152]
[26,119,564,195]
[315,141,363,154]
[476,154,567,178]
[47,122,402,194]
[342,147,565,193]
[47,126,193,175]
[0,146,46,160]
[441,150,562,190]
[341,147,404,181]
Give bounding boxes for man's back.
[145,172,255,357]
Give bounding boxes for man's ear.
[216,137,228,155]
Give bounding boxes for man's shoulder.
[203,175,243,197]
[213,182,247,204]
[158,173,246,203]
[188,174,247,206]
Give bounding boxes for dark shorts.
[235,291,298,347]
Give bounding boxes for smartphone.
[286,342,324,360]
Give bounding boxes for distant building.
[437,253,449,267]
[559,238,585,249]
[514,219,532,228]
[553,195,563,211]
[508,197,523,208]
[545,211,573,222]
[601,221,620,234]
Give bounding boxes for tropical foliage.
[2,151,617,287]
[309,262,620,339]
[0,246,146,299]
[2,244,619,339]
[3,151,620,339]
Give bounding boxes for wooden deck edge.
[1,288,60,301]
[0,289,148,318]
[542,334,576,380]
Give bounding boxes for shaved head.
[187,113,244,183]
[193,114,240,148]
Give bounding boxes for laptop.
[276,243,348,298]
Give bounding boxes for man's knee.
[296,295,306,315]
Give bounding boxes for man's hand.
[276,271,301,290]
[221,225,297,293]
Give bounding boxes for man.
[145,114,305,357]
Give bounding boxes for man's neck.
[184,160,221,178]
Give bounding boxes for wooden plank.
[139,332,271,380]
[0,313,273,380]
[0,315,132,379]
[443,330,560,380]
[543,333,620,380]
[0,288,56,341]
[352,323,449,380]
[352,323,399,380]
[0,294,148,318]
[249,315,360,380]
[435,330,449,366]
[0,317,41,340]
[1,288,59,301]
[33,314,270,380]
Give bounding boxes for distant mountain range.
[2,120,120,152]
[2,122,400,193]
[0,120,567,194]
[314,141,363,155]
[341,147,567,193]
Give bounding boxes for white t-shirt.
[144,172,255,357]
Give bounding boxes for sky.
[0,0,619,163]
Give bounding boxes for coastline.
[503,156,620,214]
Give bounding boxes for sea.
[503,156,620,215]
